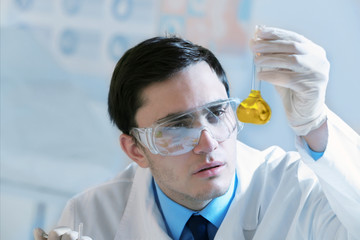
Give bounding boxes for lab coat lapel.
[114,166,171,240]
[115,141,263,240]
[215,141,264,240]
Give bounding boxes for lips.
[197,163,222,172]
[193,162,225,177]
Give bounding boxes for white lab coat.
[58,110,360,240]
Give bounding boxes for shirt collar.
[154,173,237,240]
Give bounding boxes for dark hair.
[108,36,230,134]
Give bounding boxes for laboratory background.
[1,0,359,239]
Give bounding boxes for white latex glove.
[33,227,92,240]
[251,25,329,136]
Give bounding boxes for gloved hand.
[251,25,329,136]
[34,227,92,240]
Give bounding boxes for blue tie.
[186,214,210,240]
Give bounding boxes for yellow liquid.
[237,90,271,124]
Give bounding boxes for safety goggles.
[130,98,243,156]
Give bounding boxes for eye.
[207,103,229,123]
[165,117,193,128]
[210,104,228,115]
[212,109,226,117]
[206,110,224,123]
[170,121,190,128]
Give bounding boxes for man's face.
[134,61,237,210]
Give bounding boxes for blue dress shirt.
[304,139,324,160]
[152,141,322,239]
[153,174,237,240]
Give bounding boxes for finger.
[60,231,78,240]
[257,70,297,87]
[33,228,47,240]
[250,39,306,55]
[255,25,308,43]
[254,54,307,72]
[257,70,316,92]
[48,227,72,240]
[60,231,92,240]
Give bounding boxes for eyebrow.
[156,111,189,124]
[155,99,228,124]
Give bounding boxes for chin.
[194,178,232,201]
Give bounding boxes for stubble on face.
[142,138,236,211]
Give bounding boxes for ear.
[119,134,149,168]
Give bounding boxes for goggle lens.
[131,98,243,156]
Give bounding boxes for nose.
[192,129,218,154]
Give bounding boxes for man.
[34,26,360,240]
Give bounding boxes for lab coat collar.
[115,141,264,240]
[114,166,171,240]
[214,141,264,239]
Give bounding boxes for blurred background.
[1,0,359,239]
